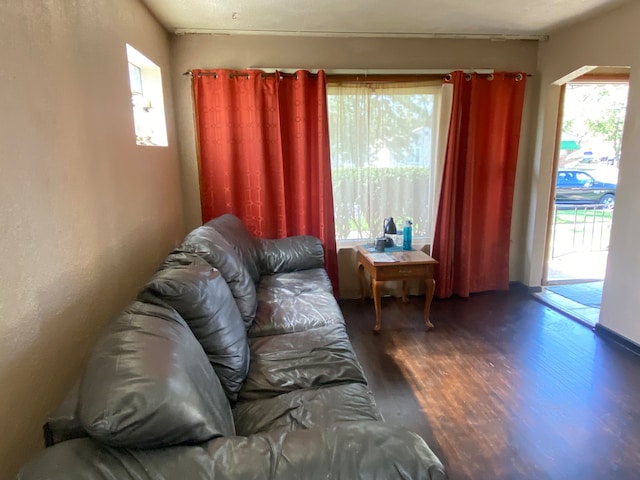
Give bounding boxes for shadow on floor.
[533,281,603,327]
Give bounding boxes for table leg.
[358,262,366,304]
[424,277,435,331]
[401,280,409,303]
[372,279,383,333]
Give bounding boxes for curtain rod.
[183,69,532,78]
[253,68,495,75]
[256,68,531,77]
[182,69,493,76]
[182,70,318,78]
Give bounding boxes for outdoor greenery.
[331,166,431,240]
[327,84,440,241]
[585,96,626,160]
[562,83,628,159]
[327,87,435,168]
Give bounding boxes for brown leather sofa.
[18,214,447,480]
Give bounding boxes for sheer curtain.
[327,80,452,248]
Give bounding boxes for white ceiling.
[141,0,630,40]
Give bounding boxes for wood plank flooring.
[340,290,640,480]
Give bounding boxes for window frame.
[326,76,448,247]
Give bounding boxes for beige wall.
[0,1,183,478]
[170,35,539,294]
[531,1,640,343]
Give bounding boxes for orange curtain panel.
[192,69,339,290]
[433,71,527,298]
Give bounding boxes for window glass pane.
[328,82,442,243]
[126,44,168,147]
[576,172,591,183]
[128,63,143,95]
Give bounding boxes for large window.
[327,80,451,245]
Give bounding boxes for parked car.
[555,169,616,208]
[564,155,599,170]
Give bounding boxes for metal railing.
[550,204,612,259]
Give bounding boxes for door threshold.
[532,288,600,327]
[546,277,602,286]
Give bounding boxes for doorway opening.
[540,69,629,326]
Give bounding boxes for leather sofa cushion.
[242,323,369,402]
[205,214,262,284]
[180,225,257,328]
[233,383,382,436]
[248,323,351,356]
[249,273,344,337]
[78,301,235,448]
[239,340,367,402]
[139,257,250,402]
[258,268,333,296]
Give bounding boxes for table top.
[356,244,438,266]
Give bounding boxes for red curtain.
[432,71,527,298]
[192,69,339,290]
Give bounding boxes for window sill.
[336,239,432,255]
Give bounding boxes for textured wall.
[0,1,183,478]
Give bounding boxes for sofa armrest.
[259,236,325,274]
[19,422,447,480]
[43,380,87,447]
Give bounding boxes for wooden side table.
[356,245,439,333]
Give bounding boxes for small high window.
[126,44,168,147]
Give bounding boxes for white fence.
[550,205,612,259]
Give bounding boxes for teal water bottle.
[402,219,412,250]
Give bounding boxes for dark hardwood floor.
[340,290,640,480]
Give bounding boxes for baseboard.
[509,281,542,293]
[594,323,640,356]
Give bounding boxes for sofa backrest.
[204,214,262,284]
[180,226,257,328]
[139,255,250,402]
